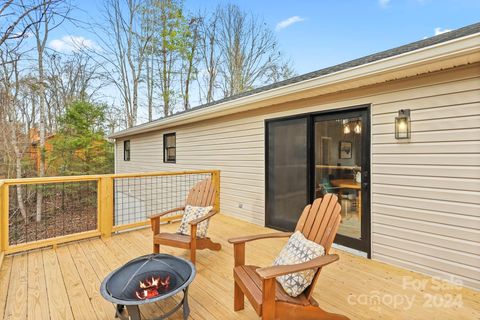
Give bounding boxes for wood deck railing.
[0,170,220,256]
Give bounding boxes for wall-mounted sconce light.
[343,123,351,134]
[395,109,411,139]
[354,121,362,134]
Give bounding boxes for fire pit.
[100,254,195,320]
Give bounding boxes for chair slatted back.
[294,193,342,298]
[185,178,216,207]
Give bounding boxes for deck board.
[56,245,97,319]
[0,214,479,320]
[27,251,49,319]
[0,257,12,319]
[4,254,27,320]
[43,250,74,320]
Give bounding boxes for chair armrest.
[149,207,185,220]
[228,232,293,244]
[256,254,339,280]
[189,210,218,225]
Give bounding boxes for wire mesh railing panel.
[8,181,98,246]
[113,173,212,226]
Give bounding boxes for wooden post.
[98,176,114,238]
[0,182,9,253]
[212,170,220,213]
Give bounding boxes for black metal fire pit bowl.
[100,254,196,320]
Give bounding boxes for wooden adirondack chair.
[150,178,221,264]
[228,194,349,320]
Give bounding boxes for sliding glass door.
[266,107,370,255]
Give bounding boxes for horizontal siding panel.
[373,194,480,216]
[222,200,264,216]
[178,128,264,142]
[373,101,480,124]
[178,159,263,166]
[372,164,480,179]
[372,253,480,290]
[177,148,264,157]
[372,243,479,281]
[372,214,479,242]
[221,171,264,182]
[372,184,480,204]
[371,77,480,114]
[372,115,480,135]
[372,128,480,144]
[373,141,480,154]
[371,203,480,229]
[372,154,480,166]
[178,141,263,151]
[372,224,480,255]
[222,180,264,193]
[180,114,264,132]
[371,174,480,191]
[372,234,480,268]
[222,193,264,209]
[372,97,480,123]
[179,122,263,138]
[221,187,264,202]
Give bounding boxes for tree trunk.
[10,124,27,219]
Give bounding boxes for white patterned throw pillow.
[273,231,325,297]
[177,205,213,238]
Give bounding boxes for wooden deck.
[0,214,478,320]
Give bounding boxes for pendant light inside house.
[354,121,361,134]
[343,123,350,134]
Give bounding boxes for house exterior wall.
[115,63,480,290]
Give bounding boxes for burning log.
[135,275,170,300]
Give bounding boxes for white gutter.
[110,32,480,139]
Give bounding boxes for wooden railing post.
[212,170,221,213]
[98,176,114,238]
[0,182,9,253]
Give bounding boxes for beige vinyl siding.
[116,63,480,289]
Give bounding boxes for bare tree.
[180,15,200,110]
[0,47,28,218]
[26,0,70,222]
[0,0,60,48]
[45,51,105,130]
[198,10,220,104]
[95,0,152,128]
[216,4,284,97]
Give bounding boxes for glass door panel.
[314,116,364,240]
[266,117,308,231]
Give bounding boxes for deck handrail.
[0,170,220,256]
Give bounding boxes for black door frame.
[265,104,371,257]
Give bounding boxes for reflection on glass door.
[314,116,363,239]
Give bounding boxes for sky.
[43,0,479,122]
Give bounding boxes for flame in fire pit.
[135,275,170,300]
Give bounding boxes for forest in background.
[0,0,295,181]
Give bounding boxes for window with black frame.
[124,140,130,161]
[163,133,176,163]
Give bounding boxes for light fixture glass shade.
[395,109,411,139]
[343,124,350,134]
[354,121,361,134]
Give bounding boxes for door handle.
[362,182,369,189]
